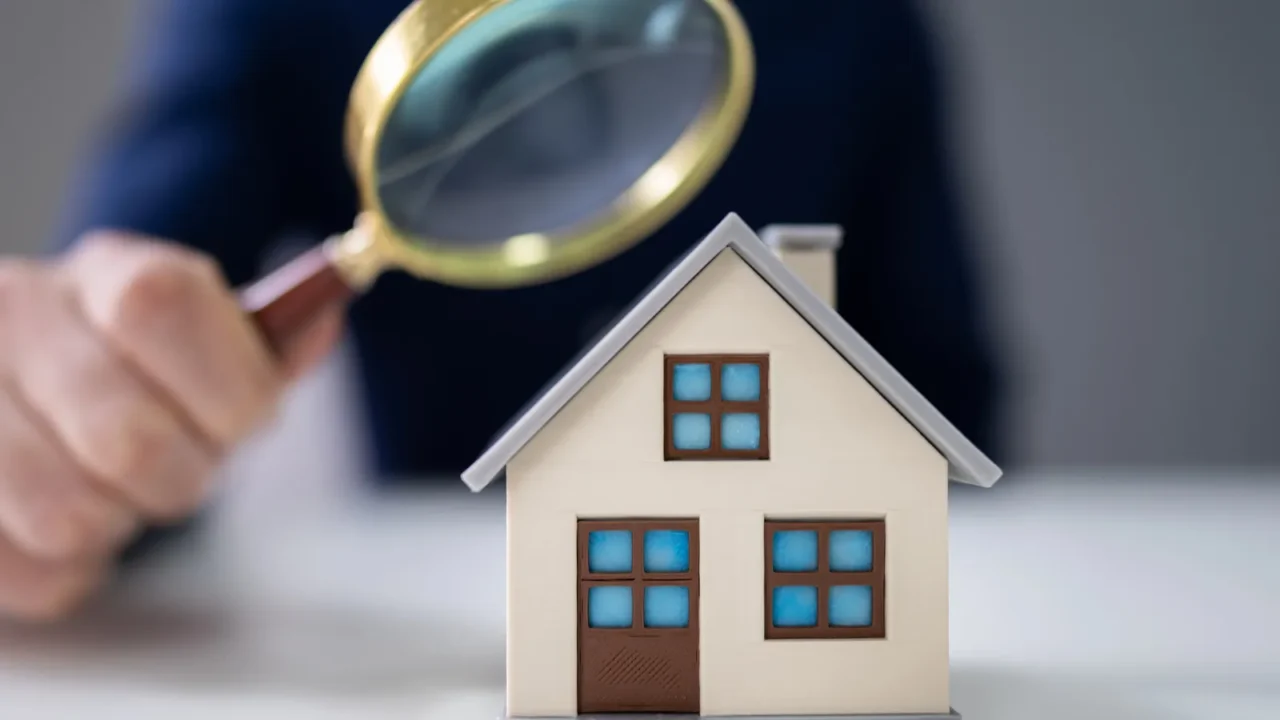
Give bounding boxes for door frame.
[576,518,700,714]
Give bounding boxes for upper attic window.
[663,354,769,460]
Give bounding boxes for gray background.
[1,0,1276,472]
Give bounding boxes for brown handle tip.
[239,244,355,356]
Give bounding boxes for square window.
[772,530,818,572]
[829,585,873,627]
[665,355,768,460]
[587,530,632,573]
[721,413,760,450]
[765,521,885,639]
[581,521,697,642]
[672,413,712,450]
[721,363,761,401]
[644,530,690,573]
[772,586,817,627]
[588,586,633,628]
[644,586,689,628]
[672,363,712,401]
[830,530,874,572]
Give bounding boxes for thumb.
[277,303,346,382]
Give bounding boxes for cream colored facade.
[505,249,952,717]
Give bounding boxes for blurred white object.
[214,333,371,529]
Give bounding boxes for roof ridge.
[461,213,1001,491]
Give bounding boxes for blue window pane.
[830,585,873,627]
[721,413,760,450]
[772,530,818,572]
[772,586,817,627]
[721,363,761,401]
[644,530,690,573]
[644,586,689,628]
[673,413,711,450]
[588,586,633,628]
[588,531,632,573]
[830,530,874,572]
[672,363,712,401]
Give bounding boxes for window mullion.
[670,401,718,413]
[632,580,643,630]
[710,360,722,451]
[829,571,876,584]
[633,526,645,577]
[770,571,825,584]
[816,527,830,630]
[632,520,644,629]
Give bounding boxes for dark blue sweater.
[60,0,1004,482]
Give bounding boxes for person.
[0,0,1003,621]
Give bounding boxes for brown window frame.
[663,354,770,460]
[764,520,886,639]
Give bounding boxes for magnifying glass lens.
[374,0,731,248]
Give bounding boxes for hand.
[0,231,344,621]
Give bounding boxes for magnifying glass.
[238,0,754,353]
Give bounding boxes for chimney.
[759,224,844,307]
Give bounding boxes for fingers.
[0,259,216,522]
[279,302,346,382]
[0,381,136,561]
[0,530,106,623]
[65,232,286,448]
[0,233,312,624]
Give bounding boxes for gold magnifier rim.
[336,0,755,289]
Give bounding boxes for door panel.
[578,519,699,714]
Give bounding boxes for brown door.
[578,519,699,714]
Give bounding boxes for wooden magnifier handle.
[238,244,356,357]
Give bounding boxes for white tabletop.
[0,362,1275,719]
[0,472,1274,720]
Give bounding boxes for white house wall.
[506,249,951,717]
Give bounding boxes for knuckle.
[82,405,208,520]
[72,229,128,256]
[0,442,81,560]
[179,250,225,288]
[103,252,220,341]
[235,380,284,438]
[82,403,173,485]
[1,478,81,561]
[0,427,48,489]
[148,473,207,522]
[162,246,225,292]
[21,506,92,561]
[111,263,197,335]
[10,572,96,623]
[24,497,126,561]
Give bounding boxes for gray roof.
[461,213,1002,491]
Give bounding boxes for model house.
[462,213,1002,719]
